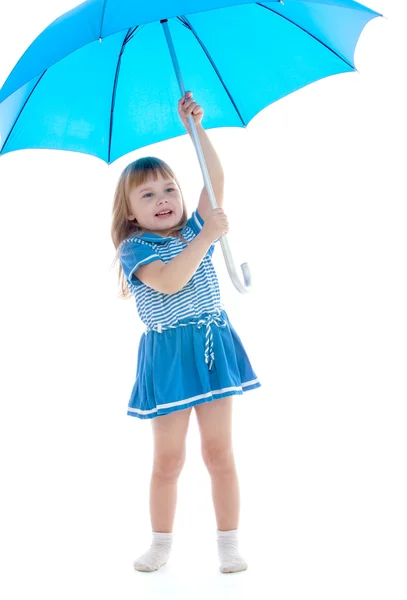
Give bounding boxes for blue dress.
[119,209,261,419]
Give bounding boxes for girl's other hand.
[178,91,204,129]
[201,208,229,244]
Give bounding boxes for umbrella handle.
[185,117,252,294]
[161,19,251,294]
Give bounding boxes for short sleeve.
[186,209,217,257]
[186,209,205,235]
[119,238,162,288]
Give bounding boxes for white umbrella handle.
[161,19,252,294]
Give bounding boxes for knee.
[153,453,186,480]
[202,445,235,474]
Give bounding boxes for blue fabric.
[120,238,162,289]
[127,307,261,419]
[120,209,215,290]
[118,207,261,419]
[0,0,381,163]
[119,208,222,349]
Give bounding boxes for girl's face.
[128,172,183,236]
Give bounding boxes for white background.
[0,1,406,598]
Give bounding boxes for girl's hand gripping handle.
[201,208,229,244]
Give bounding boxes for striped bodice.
[119,211,225,330]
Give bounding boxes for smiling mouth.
[155,210,173,217]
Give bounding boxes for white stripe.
[241,378,260,388]
[127,220,221,327]
[127,380,260,415]
[128,254,160,280]
[193,212,203,231]
[147,295,221,324]
[128,406,158,415]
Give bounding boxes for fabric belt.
[145,309,227,370]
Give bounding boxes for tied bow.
[147,309,227,370]
[195,311,227,370]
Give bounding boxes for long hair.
[111,157,189,299]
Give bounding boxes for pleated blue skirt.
[127,308,261,419]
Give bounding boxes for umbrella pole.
[160,19,251,294]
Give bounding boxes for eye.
[143,192,153,198]
[166,187,175,192]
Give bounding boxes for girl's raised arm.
[179,92,224,221]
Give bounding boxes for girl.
[112,91,261,574]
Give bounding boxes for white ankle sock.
[216,529,248,573]
[133,531,173,572]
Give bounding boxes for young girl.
[112,91,261,574]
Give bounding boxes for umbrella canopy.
[0,0,381,164]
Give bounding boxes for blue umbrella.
[0,0,381,292]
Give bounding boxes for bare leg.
[133,407,192,572]
[149,407,192,531]
[209,457,240,531]
[195,397,248,573]
[149,470,181,533]
[195,396,239,529]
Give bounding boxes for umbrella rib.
[126,25,143,45]
[180,16,246,127]
[99,0,107,39]
[0,72,46,154]
[256,3,356,72]
[108,29,134,164]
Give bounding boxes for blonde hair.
[111,157,189,299]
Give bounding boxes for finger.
[185,102,197,115]
[184,99,196,109]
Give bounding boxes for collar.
[137,231,178,243]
